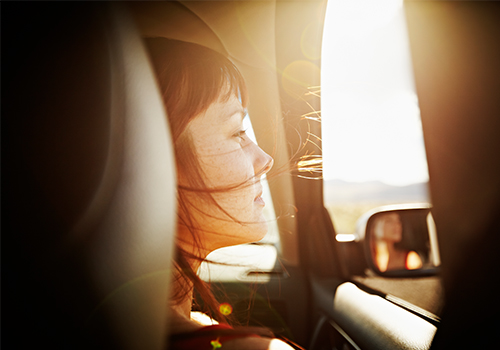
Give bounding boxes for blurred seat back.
[4,3,176,349]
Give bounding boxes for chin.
[249,219,269,242]
[235,219,268,244]
[209,219,268,251]
[255,222,269,241]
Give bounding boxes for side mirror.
[355,204,440,277]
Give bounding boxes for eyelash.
[233,129,248,142]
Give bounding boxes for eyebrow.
[221,106,247,123]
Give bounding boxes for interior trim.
[330,320,362,350]
[384,294,440,326]
[313,280,437,350]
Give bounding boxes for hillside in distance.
[324,179,430,204]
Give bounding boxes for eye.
[233,129,248,142]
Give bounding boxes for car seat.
[4,3,176,349]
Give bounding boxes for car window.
[321,0,443,316]
[198,115,280,283]
[322,0,429,238]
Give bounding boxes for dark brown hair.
[145,38,250,322]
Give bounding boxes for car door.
[274,2,440,348]
[303,1,500,350]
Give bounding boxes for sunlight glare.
[336,234,356,243]
[330,0,403,39]
[321,0,428,186]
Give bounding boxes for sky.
[321,0,429,186]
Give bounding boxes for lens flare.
[282,60,321,100]
[301,22,323,60]
[219,302,233,316]
[211,337,222,350]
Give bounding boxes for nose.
[252,142,274,176]
[261,155,274,175]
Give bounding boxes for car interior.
[4,1,500,349]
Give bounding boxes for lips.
[254,195,265,206]
[254,188,265,206]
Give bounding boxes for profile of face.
[179,93,274,252]
[381,212,403,242]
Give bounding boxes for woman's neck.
[172,226,212,321]
[171,293,193,318]
[169,257,209,333]
[170,249,205,319]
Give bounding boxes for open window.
[322,0,430,237]
[321,0,442,317]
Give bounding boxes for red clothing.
[169,324,261,350]
[168,323,306,350]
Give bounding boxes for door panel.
[311,280,437,350]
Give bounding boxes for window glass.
[198,116,279,282]
[321,0,430,238]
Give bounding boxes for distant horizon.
[324,178,429,187]
[324,179,430,204]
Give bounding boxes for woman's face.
[179,93,273,253]
[383,212,403,242]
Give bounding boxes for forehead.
[194,94,245,127]
[385,213,400,221]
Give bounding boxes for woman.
[146,38,300,350]
[371,212,423,272]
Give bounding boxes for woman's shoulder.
[168,310,304,350]
[169,323,304,350]
[222,336,301,350]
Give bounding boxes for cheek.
[200,149,254,188]
[195,146,266,235]
[211,168,255,215]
